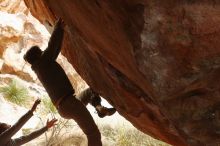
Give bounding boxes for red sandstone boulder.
[24,1,220,145]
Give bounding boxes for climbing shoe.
[95,106,116,118]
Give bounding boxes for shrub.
[0,79,29,106]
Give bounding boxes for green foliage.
[0,79,29,106]
[41,97,57,114]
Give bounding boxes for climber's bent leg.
[89,92,116,118]
[76,88,102,106]
[57,96,102,146]
[76,88,116,118]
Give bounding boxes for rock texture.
[0,1,86,92]
[0,0,50,81]
[24,0,220,146]
[0,0,27,13]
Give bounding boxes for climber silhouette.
[0,99,57,146]
[23,18,115,146]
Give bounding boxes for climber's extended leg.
[58,95,102,146]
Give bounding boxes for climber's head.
[24,46,42,64]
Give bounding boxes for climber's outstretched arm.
[12,118,57,145]
[0,99,41,145]
[43,18,65,61]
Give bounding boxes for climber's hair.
[24,46,42,65]
[0,122,11,134]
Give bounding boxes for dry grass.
[100,124,170,146]
[26,120,171,146]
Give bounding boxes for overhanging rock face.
[24,1,220,145]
